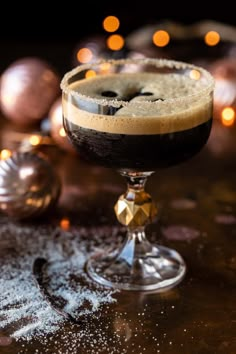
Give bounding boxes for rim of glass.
[60,57,215,108]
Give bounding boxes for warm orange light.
[152,30,170,47]
[204,31,220,46]
[106,34,125,51]
[60,217,70,230]
[0,149,12,160]
[189,69,201,80]
[85,69,97,78]
[100,62,111,73]
[221,107,235,126]
[29,135,41,146]
[77,48,93,63]
[103,16,120,32]
[59,127,66,137]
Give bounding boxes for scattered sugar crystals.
[0,218,191,353]
[0,219,119,344]
[0,220,170,353]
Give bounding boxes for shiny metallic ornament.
[114,190,157,228]
[0,57,60,125]
[0,151,61,220]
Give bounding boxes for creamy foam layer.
[63,72,213,134]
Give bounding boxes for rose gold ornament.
[0,57,60,125]
[49,98,77,154]
[0,151,61,220]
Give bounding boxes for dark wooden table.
[0,114,236,353]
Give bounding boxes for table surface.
[0,115,236,354]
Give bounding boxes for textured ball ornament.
[0,57,61,125]
[49,98,77,154]
[0,151,61,220]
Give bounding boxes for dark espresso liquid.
[63,117,212,170]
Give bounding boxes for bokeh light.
[204,31,220,46]
[29,135,41,146]
[152,30,170,47]
[77,48,93,63]
[100,62,112,73]
[189,69,201,80]
[60,217,70,230]
[106,34,125,51]
[221,107,235,126]
[103,16,120,32]
[0,149,12,160]
[85,69,97,78]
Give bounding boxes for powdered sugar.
[0,219,119,342]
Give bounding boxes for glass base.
[86,245,186,292]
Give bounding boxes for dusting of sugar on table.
[0,219,120,345]
[0,219,186,353]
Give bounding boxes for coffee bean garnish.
[138,91,153,96]
[153,98,165,101]
[100,90,165,115]
[101,91,118,97]
[138,91,165,101]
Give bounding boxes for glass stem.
[114,171,157,265]
[116,227,153,268]
[87,170,186,291]
[121,171,152,189]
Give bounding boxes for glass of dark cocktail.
[61,58,214,291]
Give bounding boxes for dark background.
[0,0,235,74]
[1,0,235,41]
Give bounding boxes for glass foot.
[86,245,186,291]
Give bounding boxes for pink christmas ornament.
[0,57,60,125]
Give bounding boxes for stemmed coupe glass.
[61,57,214,291]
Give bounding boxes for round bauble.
[0,57,60,125]
[0,151,61,220]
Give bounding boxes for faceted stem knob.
[114,189,157,228]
